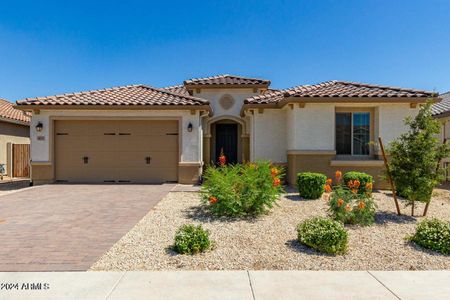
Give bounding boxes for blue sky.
[0,0,449,101]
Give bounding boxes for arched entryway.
[203,116,250,165]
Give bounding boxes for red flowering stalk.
[273,177,281,187]
[218,148,226,166]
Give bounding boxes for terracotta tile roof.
[0,98,30,124]
[184,74,270,86]
[432,91,450,117]
[245,80,434,104]
[163,84,191,96]
[16,84,209,107]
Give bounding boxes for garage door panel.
[56,120,116,136]
[55,120,178,183]
[83,167,118,182]
[87,151,117,167]
[58,167,118,182]
[116,151,178,168]
[117,167,178,182]
[118,120,178,135]
[56,136,117,151]
[116,135,178,152]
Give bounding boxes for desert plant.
[343,171,373,194]
[387,100,450,215]
[297,172,327,199]
[173,224,212,255]
[408,218,450,255]
[201,160,283,216]
[297,217,348,255]
[327,170,376,226]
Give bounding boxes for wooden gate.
[13,144,30,178]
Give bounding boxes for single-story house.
[432,91,450,181]
[0,98,30,177]
[15,75,436,187]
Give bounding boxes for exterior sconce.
[187,122,193,132]
[35,122,43,132]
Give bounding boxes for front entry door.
[215,123,238,164]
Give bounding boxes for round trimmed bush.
[297,217,348,255]
[173,224,212,255]
[408,218,450,255]
[343,171,373,194]
[297,172,327,199]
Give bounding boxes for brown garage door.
[54,120,178,183]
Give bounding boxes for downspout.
[251,110,255,161]
[199,110,209,180]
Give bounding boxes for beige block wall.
[0,121,30,176]
[30,163,53,184]
[178,163,201,184]
[287,153,389,189]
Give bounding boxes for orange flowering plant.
[327,170,376,226]
[201,160,284,216]
[343,171,374,195]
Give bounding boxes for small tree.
[387,100,450,215]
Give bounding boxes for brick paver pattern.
[0,184,174,271]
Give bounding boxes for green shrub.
[328,186,376,226]
[408,218,450,255]
[343,171,373,194]
[297,217,348,255]
[173,224,212,255]
[387,101,450,208]
[201,161,283,216]
[297,172,327,199]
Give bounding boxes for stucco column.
[242,135,250,163]
[203,135,211,165]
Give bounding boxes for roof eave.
[278,96,434,107]
[240,96,437,116]
[240,103,277,116]
[14,104,213,116]
[0,116,30,126]
[433,111,450,119]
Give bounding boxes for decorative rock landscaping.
[90,187,450,271]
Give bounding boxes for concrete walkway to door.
[0,184,175,271]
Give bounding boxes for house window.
[336,112,370,155]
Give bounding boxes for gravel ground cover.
[90,186,450,271]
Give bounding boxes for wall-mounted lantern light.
[35,122,43,132]
[187,122,193,132]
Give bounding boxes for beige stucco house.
[15,75,435,187]
[432,91,450,181]
[0,99,30,177]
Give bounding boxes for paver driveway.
[0,184,175,271]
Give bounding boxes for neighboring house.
[15,75,435,187]
[431,91,450,181]
[0,98,30,177]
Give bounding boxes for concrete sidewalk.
[0,271,448,300]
